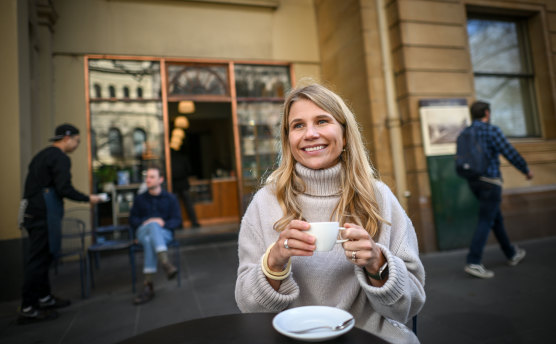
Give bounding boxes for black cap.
[49,123,80,142]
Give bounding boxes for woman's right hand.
[266,220,316,272]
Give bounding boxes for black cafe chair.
[53,217,88,299]
[87,225,182,294]
[87,225,136,294]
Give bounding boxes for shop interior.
[168,101,239,227]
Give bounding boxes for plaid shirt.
[471,120,529,179]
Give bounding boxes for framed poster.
[419,99,469,156]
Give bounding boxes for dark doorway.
[168,101,239,228]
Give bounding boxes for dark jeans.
[466,180,516,265]
[22,225,52,308]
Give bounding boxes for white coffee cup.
[98,193,109,202]
[307,222,348,252]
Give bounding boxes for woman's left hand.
[341,223,386,274]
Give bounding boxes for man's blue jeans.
[136,222,173,274]
[466,180,516,265]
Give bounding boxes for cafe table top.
[117,312,390,344]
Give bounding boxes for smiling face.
[287,99,345,170]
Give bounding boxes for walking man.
[129,166,181,304]
[462,101,533,278]
[19,124,101,324]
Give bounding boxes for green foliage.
[94,165,118,184]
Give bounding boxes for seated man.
[129,166,182,305]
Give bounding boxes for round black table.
[117,313,389,343]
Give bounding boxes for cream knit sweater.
[235,163,426,344]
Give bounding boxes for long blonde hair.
[267,83,387,237]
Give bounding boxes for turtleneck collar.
[295,163,342,197]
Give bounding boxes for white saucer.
[272,306,354,342]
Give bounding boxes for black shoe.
[163,262,178,280]
[17,307,58,325]
[133,283,154,305]
[39,295,71,309]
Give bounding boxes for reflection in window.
[89,101,164,169]
[237,102,282,176]
[167,64,229,96]
[108,128,123,157]
[88,60,161,100]
[137,87,143,98]
[235,65,291,98]
[133,128,147,157]
[88,59,166,229]
[467,16,539,137]
[94,84,102,98]
[109,85,116,98]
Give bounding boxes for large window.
[467,15,540,137]
[87,57,292,224]
[88,59,166,189]
[235,64,291,207]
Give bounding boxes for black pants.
[22,225,52,308]
[176,188,199,227]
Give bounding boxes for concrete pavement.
[1,232,554,343]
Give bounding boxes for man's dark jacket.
[129,189,182,231]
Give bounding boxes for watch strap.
[363,261,388,280]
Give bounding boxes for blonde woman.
[235,83,425,344]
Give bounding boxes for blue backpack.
[455,126,488,179]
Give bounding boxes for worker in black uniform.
[18,124,102,324]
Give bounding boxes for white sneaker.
[464,264,494,279]
[508,247,526,266]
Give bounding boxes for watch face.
[377,262,388,280]
[380,263,389,279]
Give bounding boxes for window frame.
[466,12,541,138]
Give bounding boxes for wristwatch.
[363,261,389,280]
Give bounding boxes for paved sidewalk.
[1,235,554,343]
[417,236,555,343]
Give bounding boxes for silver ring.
[284,239,290,249]
[351,250,357,261]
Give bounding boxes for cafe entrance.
[86,57,292,233]
[168,101,239,227]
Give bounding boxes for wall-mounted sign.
[419,99,469,156]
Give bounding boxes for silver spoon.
[289,317,354,334]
